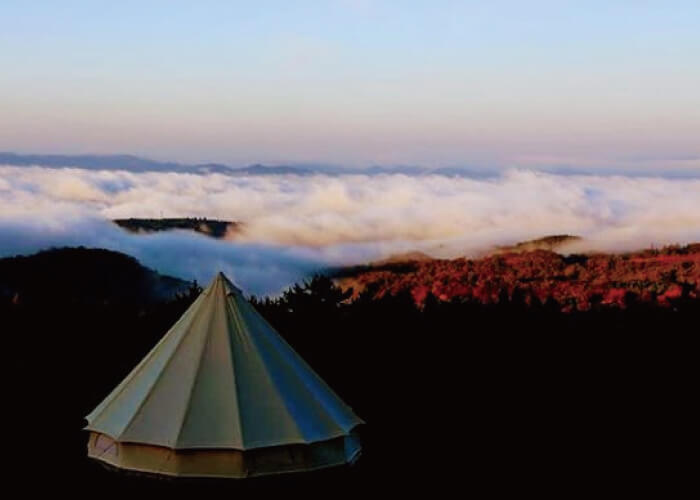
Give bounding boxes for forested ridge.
[335,243,700,311]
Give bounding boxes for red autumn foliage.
[337,244,700,310]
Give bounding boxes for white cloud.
[1,165,700,294]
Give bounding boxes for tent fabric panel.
[85,292,208,438]
[223,292,307,448]
[236,298,348,443]
[117,289,216,446]
[237,295,364,432]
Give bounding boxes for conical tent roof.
[85,273,363,461]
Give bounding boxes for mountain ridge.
[3,152,700,178]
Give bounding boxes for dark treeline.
[3,266,697,496]
[251,276,697,493]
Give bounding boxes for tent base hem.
[87,430,361,479]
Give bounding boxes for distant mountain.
[0,152,500,177]
[188,163,240,175]
[0,247,192,305]
[318,165,499,177]
[0,152,313,176]
[234,164,313,175]
[0,152,190,173]
[113,217,239,238]
[4,152,699,178]
[431,166,499,178]
[361,165,432,176]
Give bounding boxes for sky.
[1,1,699,172]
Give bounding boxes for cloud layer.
[1,165,700,294]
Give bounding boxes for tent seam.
[224,290,250,449]
[173,280,220,448]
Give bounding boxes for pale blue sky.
[1,1,699,171]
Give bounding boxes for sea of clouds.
[1,165,699,295]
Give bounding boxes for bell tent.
[85,272,363,478]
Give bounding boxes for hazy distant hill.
[0,247,191,305]
[491,234,582,254]
[370,251,434,265]
[361,235,582,266]
[0,152,498,177]
[113,217,239,238]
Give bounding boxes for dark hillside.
[0,247,190,305]
[2,251,696,496]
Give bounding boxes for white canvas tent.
[85,272,363,478]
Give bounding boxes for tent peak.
[210,271,241,293]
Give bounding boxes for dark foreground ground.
[3,249,696,497]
